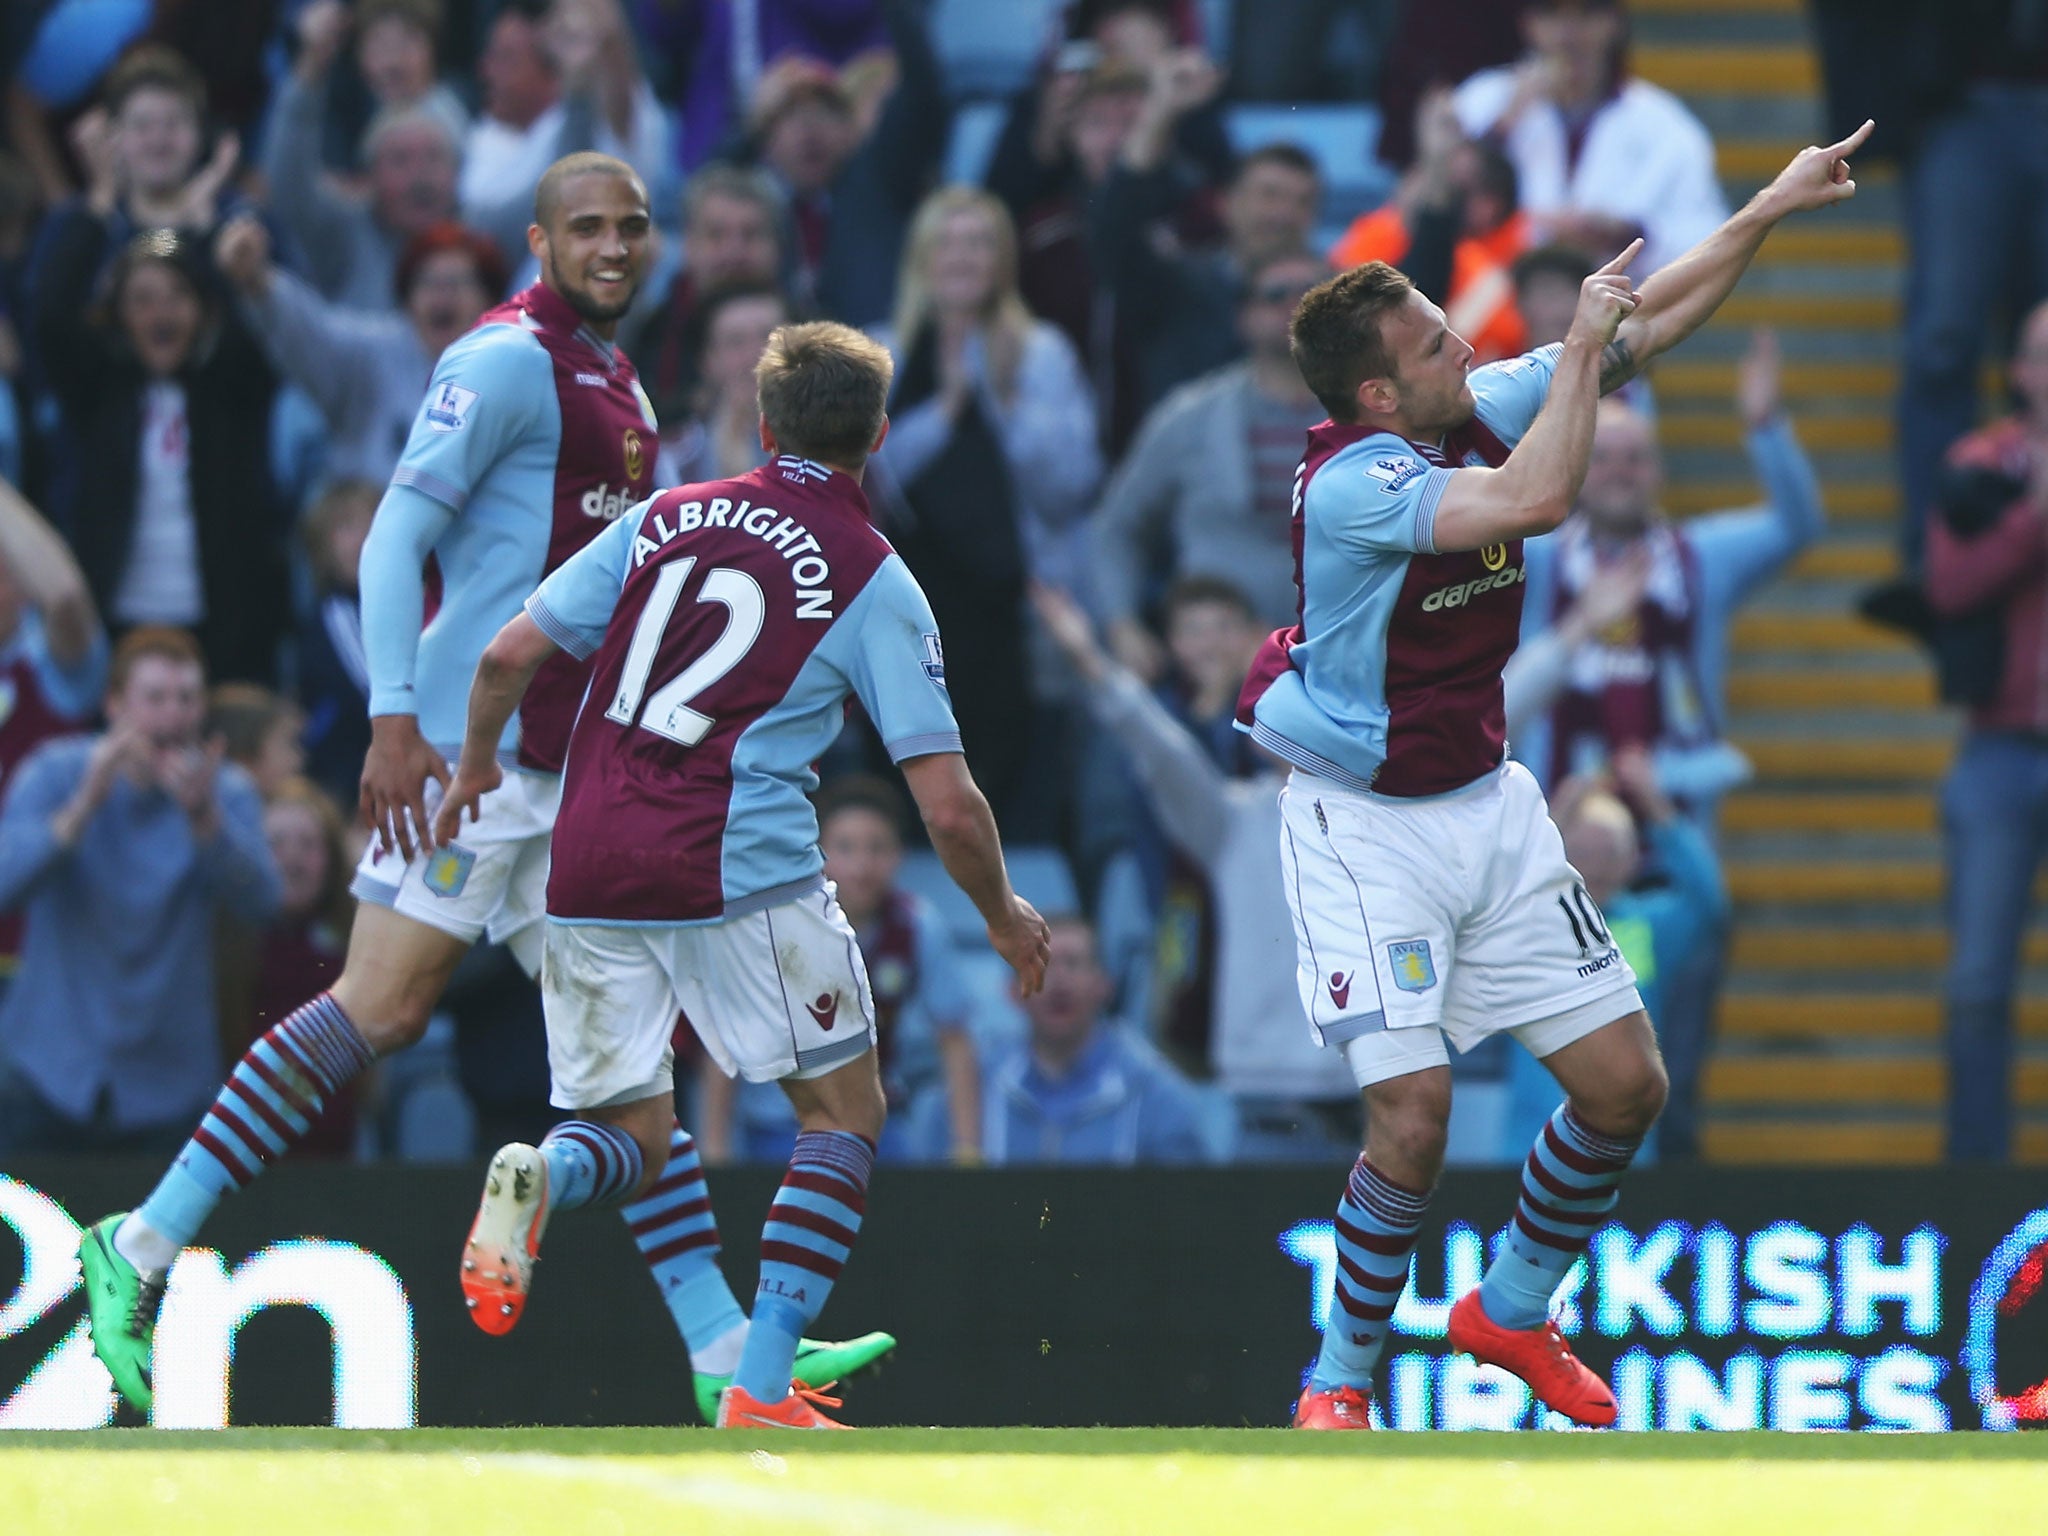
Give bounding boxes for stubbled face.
[537,172,652,324]
[406,247,491,359]
[368,121,458,239]
[762,99,856,198]
[703,294,787,398]
[108,655,206,749]
[113,86,201,199]
[265,799,331,918]
[1070,88,1144,184]
[1223,161,1319,267]
[684,192,779,288]
[1375,290,1477,434]
[358,15,435,106]
[926,208,1003,315]
[118,260,203,377]
[1166,599,1261,704]
[480,14,557,128]
[1579,401,1661,538]
[1239,257,1325,359]
[820,806,900,921]
[1022,923,1111,1056]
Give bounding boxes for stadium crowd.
[0,0,2030,1167]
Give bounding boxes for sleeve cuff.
[390,466,468,512]
[885,731,964,763]
[367,686,420,717]
[525,593,601,660]
[1413,467,1456,554]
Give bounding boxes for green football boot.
[692,1330,897,1425]
[77,1213,168,1416]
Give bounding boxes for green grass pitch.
[4,1429,2042,1535]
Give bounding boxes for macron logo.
[806,993,840,1031]
[1327,972,1352,1010]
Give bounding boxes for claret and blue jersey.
[526,455,962,925]
[364,281,659,772]
[1237,343,1564,798]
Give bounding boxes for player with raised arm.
[434,320,1052,1430]
[75,153,894,1427]
[1244,126,1873,1431]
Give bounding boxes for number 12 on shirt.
[605,557,766,746]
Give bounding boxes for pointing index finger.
[1826,118,1875,158]
[1594,237,1644,277]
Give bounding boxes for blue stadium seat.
[944,98,1009,188]
[929,0,1060,98]
[1093,848,1157,1031]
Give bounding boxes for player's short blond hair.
[754,321,894,468]
[1290,261,1414,420]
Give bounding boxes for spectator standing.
[1924,296,2048,1160]
[1037,586,1356,1158]
[1093,57,1322,414]
[295,479,377,809]
[627,163,785,424]
[207,683,307,804]
[965,913,1208,1166]
[215,212,506,486]
[741,0,950,327]
[0,627,280,1155]
[265,1,462,314]
[1452,0,1725,276]
[872,186,1100,827]
[341,0,472,156]
[0,474,109,988]
[1332,90,1530,364]
[460,0,672,272]
[700,776,981,1164]
[33,226,287,685]
[662,282,788,483]
[634,0,888,171]
[1092,247,1327,672]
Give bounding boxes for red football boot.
[1292,1383,1375,1430]
[1447,1290,1617,1427]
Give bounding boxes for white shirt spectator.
[1453,69,1727,274]
[114,382,204,626]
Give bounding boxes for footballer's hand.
[990,896,1052,997]
[1761,119,1872,216]
[1567,239,1642,349]
[433,758,502,849]
[360,714,452,862]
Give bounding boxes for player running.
[434,320,1051,1429]
[1247,125,1873,1430]
[76,154,892,1427]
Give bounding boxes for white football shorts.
[350,767,559,948]
[541,883,879,1111]
[1277,761,1643,1088]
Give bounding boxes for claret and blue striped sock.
[622,1122,747,1366]
[539,1119,646,1211]
[731,1129,875,1405]
[120,994,377,1271]
[1308,1155,1431,1394]
[1478,1103,1641,1329]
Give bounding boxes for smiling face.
[1579,400,1662,537]
[535,170,652,327]
[926,206,1004,316]
[117,258,203,377]
[112,84,201,200]
[368,119,458,240]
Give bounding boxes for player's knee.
[1364,1074,1451,1182]
[330,973,435,1054]
[1585,1054,1668,1139]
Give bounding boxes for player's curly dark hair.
[1289,262,1414,421]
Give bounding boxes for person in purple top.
[436,319,1051,1428]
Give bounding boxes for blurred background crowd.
[0,0,2038,1171]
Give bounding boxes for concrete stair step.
[1786,542,1900,582]
[1658,414,1890,452]
[1721,862,2033,906]
[1734,737,1949,783]
[1706,292,1899,329]
[1657,360,1896,401]
[1719,993,2048,1041]
[1732,926,2048,971]
[1721,791,1935,834]
[1700,1120,2048,1164]
[1704,1055,2048,1108]
[1635,44,1818,94]
[1726,670,1930,710]
[1730,611,1915,652]
[1668,480,1896,520]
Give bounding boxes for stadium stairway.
[1631,0,2048,1163]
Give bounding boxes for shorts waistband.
[1288,764,1501,807]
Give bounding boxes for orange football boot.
[461,1143,551,1335]
[1448,1289,1616,1427]
[717,1381,850,1430]
[1292,1383,1375,1430]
